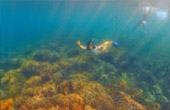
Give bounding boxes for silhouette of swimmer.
[132,7,153,33]
[132,19,147,33]
[168,6,170,18]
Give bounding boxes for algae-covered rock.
[152,84,163,96]
[33,50,60,63]
[84,105,96,110]
[145,92,156,102]
[72,104,84,110]
[146,102,161,110]
[24,76,42,87]
[42,80,57,97]
[67,49,81,58]
[1,69,26,97]
[58,80,73,95]
[22,80,57,98]
[0,59,21,71]
[79,54,99,64]
[70,62,95,73]
[57,74,89,95]
[0,69,4,79]
[21,60,40,77]
[1,69,24,84]
[21,60,55,81]
[0,89,7,99]
[0,98,14,110]
[52,72,63,84]
[78,82,114,109]
[70,72,90,81]
[21,87,40,97]
[22,97,52,110]
[98,47,126,64]
[157,95,169,103]
[55,93,84,109]
[70,73,89,92]
[111,78,130,92]
[112,92,147,110]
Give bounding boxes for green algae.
[0,38,167,109]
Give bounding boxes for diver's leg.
[143,24,147,34]
[99,41,113,52]
[132,24,138,32]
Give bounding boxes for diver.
[77,40,118,55]
[132,20,147,33]
[168,5,170,18]
[132,6,153,33]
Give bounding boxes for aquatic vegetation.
[41,80,57,97]
[0,69,4,79]
[96,64,117,84]
[157,95,169,103]
[70,73,89,92]
[1,69,26,97]
[21,87,41,97]
[58,80,73,95]
[148,84,169,103]
[70,72,90,81]
[152,84,163,96]
[112,92,147,110]
[17,97,53,110]
[127,88,145,103]
[53,55,97,75]
[52,72,63,85]
[24,76,42,87]
[84,105,96,110]
[0,89,7,100]
[72,104,84,110]
[67,49,81,58]
[98,47,126,65]
[78,82,114,109]
[0,37,168,110]
[0,98,14,110]
[45,42,61,52]
[145,92,156,102]
[22,80,56,98]
[21,60,40,77]
[99,72,109,83]
[33,50,60,63]
[21,60,55,81]
[146,102,161,110]
[53,59,71,72]
[0,59,21,71]
[55,93,84,109]
[79,53,99,64]
[111,78,130,92]
[70,62,95,73]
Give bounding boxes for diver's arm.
[77,41,86,50]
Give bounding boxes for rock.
[0,98,14,110]
[113,92,147,110]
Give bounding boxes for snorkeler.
[77,40,118,55]
[132,20,147,33]
[168,5,170,18]
[132,6,153,33]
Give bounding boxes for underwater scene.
[0,0,170,110]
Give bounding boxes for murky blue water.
[1,0,170,54]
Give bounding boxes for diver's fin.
[112,41,119,47]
